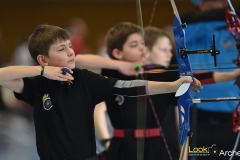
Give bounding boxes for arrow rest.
[181,23,187,28]
[187,131,193,138]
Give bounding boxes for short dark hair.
[28,24,70,64]
[106,22,143,59]
[144,26,171,51]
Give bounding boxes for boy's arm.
[0,66,73,93]
[75,54,141,76]
[213,69,240,83]
[94,102,111,150]
[147,77,201,95]
[194,69,240,84]
[112,77,202,97]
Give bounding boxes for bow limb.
[225,0,240,134]
[177,91,192,146]
[226,0,240,70]
[172,12,193,147]
[226,0,240,43]
[136,0,144,31]
[173,16,193,78]
[225,1,240,159]
[170,1,193,159]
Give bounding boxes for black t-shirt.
[14,68,118,160]
[101,67,178,160]
[101,66,214,129]
[102,67,178,128]
[101,67,214,160]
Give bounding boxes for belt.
[86,155,98,160]
[113,128,160,138]
[41,155,98,160]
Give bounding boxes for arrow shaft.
[192,66,239,70]
[193,97,240,103]
[170,61,238,67]
[142,66,239,74]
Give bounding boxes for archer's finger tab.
[61,68,71,74]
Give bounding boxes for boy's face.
[46,39,75,69]
[148,36,172,68]
[118,33,147,63]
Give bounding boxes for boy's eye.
[160,48,167,52]
[130,43,137,47]
[131,44,137,47]
[58,48,64,51]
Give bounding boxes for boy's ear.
[112,49,123,60]
[37,55,49,66]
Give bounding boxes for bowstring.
[137,0,173,159]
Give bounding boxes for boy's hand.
[233,68,240,79]
[43,66,74,82]
[117,61,143,76]
[175,77,202,94]
[190,77,203,93]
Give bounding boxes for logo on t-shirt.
[42,94,53,110]
[115,95,124,105]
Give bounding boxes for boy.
[92,22,202,160]
[93,23,240,160]
[0,24,201,160]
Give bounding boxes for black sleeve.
[81,69,118,104]
[112,80,148,97]
[193,72,215,84]
[101,69,118,78]
[13,77,39,106]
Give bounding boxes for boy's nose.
[67,48,74,56]
[168,51,173,58]
[140,44,145,50]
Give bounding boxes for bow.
[170,1,193,157]
[225,0,240,134]
[225,1,240,159]
[135,0,174,160]
[169,0,220,158]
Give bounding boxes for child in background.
[94,24,240,160]
[93,22,198,160]
[144,26,240,159]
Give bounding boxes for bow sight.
[180,34,220,67]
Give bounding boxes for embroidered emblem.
[42,94,53,110]
[115,95,124,105]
